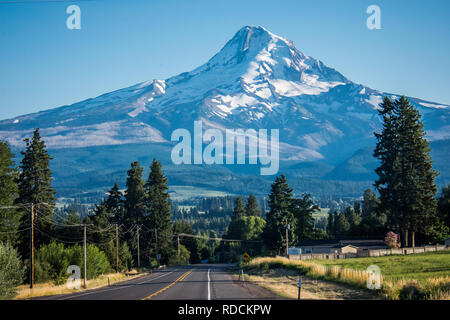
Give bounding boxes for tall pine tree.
[105,183,125,226]
[245,194,261,217]
[326,212,335,237]
[16,129,56,260]
[123,161,146,264]
[374,96,438,246]
[291,193,319,241]
[362,189,378,217]
[263,174,295,254]
[0,141,19,244]
[145,159,173,265]
[232,197,245,220]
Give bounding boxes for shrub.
[35,241,111,284]
[384,231,400,249]
[0,242,25,299]
[119,242,133,271]
[168,245,190,266]
[67,244,111,279]
[399,281,424,300]
[260,262,269,272]
[35,242,70,285]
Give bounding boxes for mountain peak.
[233,25,286,46]
[223,25,294,56]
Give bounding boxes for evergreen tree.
[123,161,146,264]
[123,161,146,226]
[437,185,450,229]
[16,129,56,260]
[291,194,319,241]
[145,159,173,265]
[326,212,335,237]
[60,208,82,241]
[245,194,261,217]
[90,204,115,267]
[362,189,378,217]
[232,197,245,220]
[334,212,350,237]
[105,183,125,226]
[353,201,361,216]
[0,141,19,244]
[344,206,360,228]
[262,174,295,254]
[374,96,438,246]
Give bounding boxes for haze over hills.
[0,26,449,200]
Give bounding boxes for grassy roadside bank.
[241,252,450,300]
[233,267,377,300]
[14,270,148,299]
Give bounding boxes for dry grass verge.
[242,268,376,300]
[244,257,450,300]
[14,270,146,300]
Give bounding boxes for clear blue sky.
[0,0,449,120]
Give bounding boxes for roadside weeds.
[14,270,149,300]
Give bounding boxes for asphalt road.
[34,264,280,300]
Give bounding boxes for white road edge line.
[57,269,176,300]
[207,268,211,300]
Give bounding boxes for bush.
[384,231,400,249]
[36,242,70,284]
[260,262,269,271]
[168,245,190,266]
[119,242,133,271]
[399,281,425,300]
[67,244,111,280]
[0,242,25,299]
[35,241,111,284]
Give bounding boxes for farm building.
[289,239,386,255]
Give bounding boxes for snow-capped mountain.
[0,26,449,198]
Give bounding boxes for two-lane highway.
[34,264,281,300]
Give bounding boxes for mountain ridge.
[1,25,449,199]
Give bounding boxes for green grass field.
[313,208,329,219]
[314,250,450,284]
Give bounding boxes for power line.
[0,227,31,234]
[0,0,96,4]
[34,226,83,244]
[175,232,262,243]
[0,204,31,209]
[37,215,86,228]
[87,224,116,233]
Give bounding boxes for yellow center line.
[142,269,194,300]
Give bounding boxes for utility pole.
[137,225,140,268]
[30,203,34,289]
[83,223,87,288]
[115,224,119,273]
[177,234,180,256]
[285,223,290,257]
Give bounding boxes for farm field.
[313,250,450,284]
[245,251,450,299]
[313,208,330,219]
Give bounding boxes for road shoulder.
[240,268,378,300]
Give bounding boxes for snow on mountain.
[0,25,449,163]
